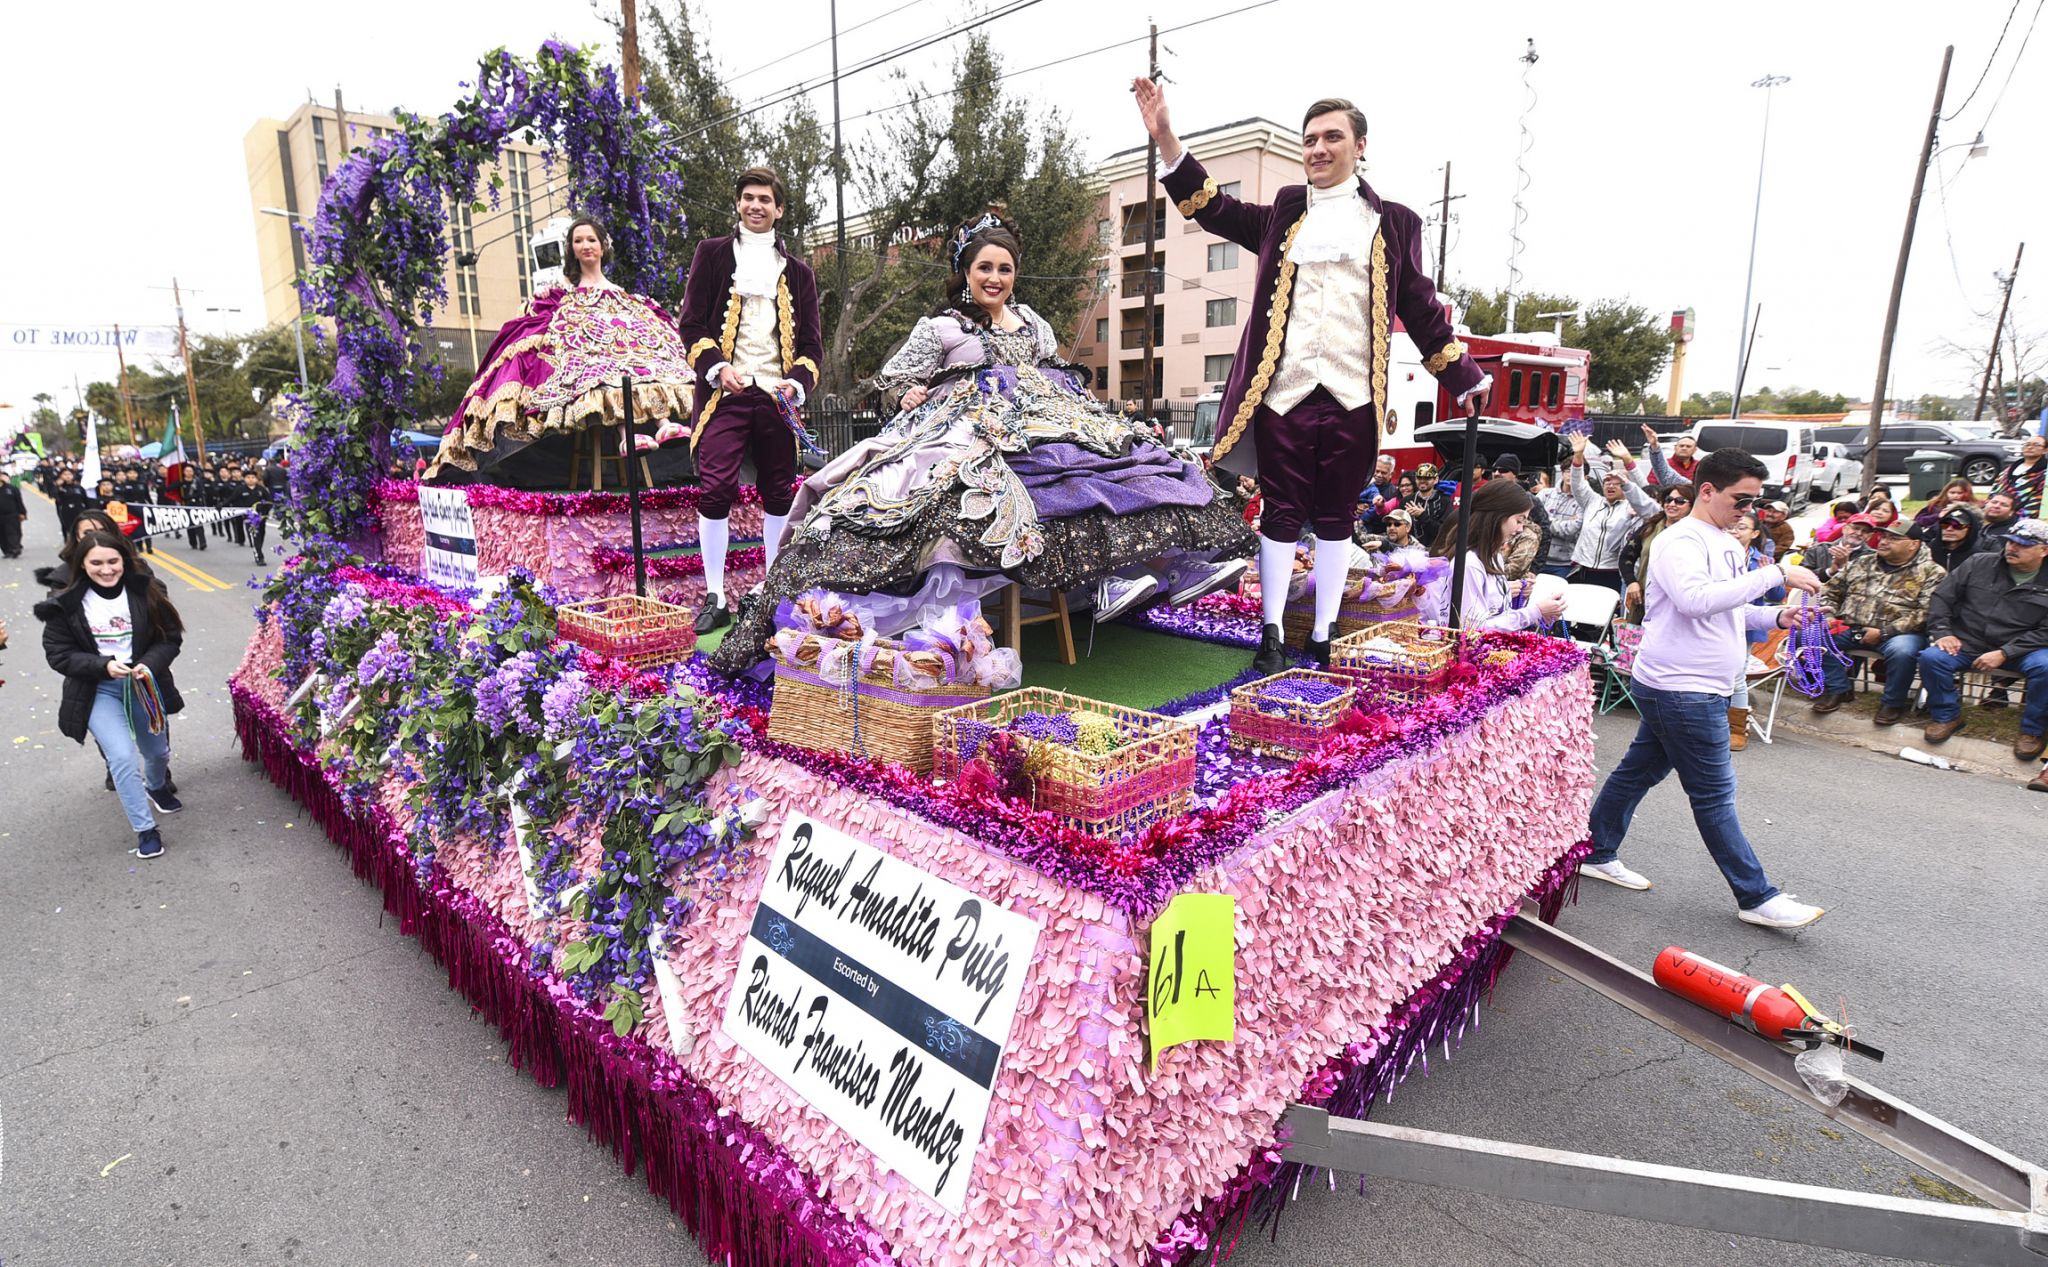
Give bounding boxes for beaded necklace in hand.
[1781,591,1851,698]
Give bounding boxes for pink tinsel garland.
[591,545,767,578]
[373,480,777,518]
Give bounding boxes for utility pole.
[1975,241,2024,421]
[1730,304,1761,418]
[620,0,641,98]
[1860,45,1952,497]
[1734,74,1791,407]
[1432,161,1465,292]
[173,278,207,461]
[1139,21,1161,421]
[334,87,348,161]
[831,0,848,378]
[112,324,137,446]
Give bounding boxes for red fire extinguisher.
[1653,947,1883,1061]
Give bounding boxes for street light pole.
[1732,73,1789,420]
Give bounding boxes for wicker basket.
[1280,569,1425,645]
[556,594,697,668]
[768,641,990,774]
[1329,620,1458,709]
[1228,669,1357,758]
[932,687,1196,837]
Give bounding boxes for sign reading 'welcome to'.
[720,815,1041,1212]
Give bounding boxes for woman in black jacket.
[36,530,186,859]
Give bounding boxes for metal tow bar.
[1279,907,2048,1267]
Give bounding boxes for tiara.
[951,212,1005,270]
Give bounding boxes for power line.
[1944,0,2027,119]
[724,0,929,84]
[1974,0,2045,132]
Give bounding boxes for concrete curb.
[1770,709,2041,782]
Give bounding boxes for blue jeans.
[1588,683,1780,910]
[1918,644,2048,735]
[88,678,171,833]
[1823,631,1926,710]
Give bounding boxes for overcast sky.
[2,0,2039,423]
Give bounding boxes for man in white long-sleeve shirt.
[1583,447,1830,929]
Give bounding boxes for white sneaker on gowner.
[1580,859,1652,890]
[1739,894,1827,929]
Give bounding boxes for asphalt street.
[1,495,2043,1267]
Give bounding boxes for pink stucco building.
[1069,118,1301,414]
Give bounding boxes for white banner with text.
[417,485,480,589]
[719,814,1042,1212]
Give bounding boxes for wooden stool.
[997,582,1077,666]
[567,427,655,492]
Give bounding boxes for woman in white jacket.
[1425,478,1567,631]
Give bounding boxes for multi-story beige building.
[1070,118,1301,411]
[244,102,559,378]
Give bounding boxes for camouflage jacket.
[1821,543,1946,638]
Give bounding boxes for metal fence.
[808,406,891,459]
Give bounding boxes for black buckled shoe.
[693,594,731,635]
[1251,624,1288,676]
[1305,634,1332,668]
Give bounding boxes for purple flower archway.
[282,42,690,545]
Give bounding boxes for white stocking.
[1258,534,1296,630]
[761,512,789,571]
[1312,535,1351,641]
[698,514,729,601]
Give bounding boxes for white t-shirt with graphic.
[82,589,133,662]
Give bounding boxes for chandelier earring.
[958,284,973,305]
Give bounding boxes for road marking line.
[157,551,231,590]
[149,551,220,592]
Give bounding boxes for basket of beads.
[766,592,1013,774]
[556,594,697,668]
[932,687,1197,837]
[1328,619,1458,709]
[1228,669,1357,758]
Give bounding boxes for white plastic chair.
[1558,583,1621,654]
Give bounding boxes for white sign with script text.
[719,814,1041,1212]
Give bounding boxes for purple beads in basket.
[954,719,996,759]
[1009,710,1080,746]
[1255,678,1347,713]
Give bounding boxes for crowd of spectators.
[1227,422,2048,792]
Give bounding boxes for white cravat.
[733,225,783,298]
[1287,181,1375,265]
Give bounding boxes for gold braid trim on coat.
[1422,339,1467,376]
[1210,214,1307,466]
[1176,177,1219,219]
[777,277,796,372]
[1369,230,1390,421]
[691,290,749,442]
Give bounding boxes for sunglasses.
[1663,495,1691,505]
[1727,493,1762,509]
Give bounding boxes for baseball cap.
[1414,462,1439,480]
[1383,508,1413,524]
[1878,519,1913,537]
[1939,508,1975,526]
[1763,499,1789,513]
[1846,513,1880,527]
[1991,518,2048,546]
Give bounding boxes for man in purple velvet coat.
[1134,81,1491,673]
[678,165,824,634]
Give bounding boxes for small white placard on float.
[418,485,481,590]
[719,813,1041,1213]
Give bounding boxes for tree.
[818,34,1098,395]
[1681,391,1733,418]
[1450,287,1673,398]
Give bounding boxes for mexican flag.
[161,404,188,478]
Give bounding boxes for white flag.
[81,412,101,488]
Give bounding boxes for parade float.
[239,42,1596,1267]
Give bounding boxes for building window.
[311,115,329,184]
[509,152,535,300]
[1094,366,1109,390]
[1095,318,1108,344]
[1096,266,1110,292]
[1548,372,1562,408]
[1205,298,1238,327]
[1096,217,1111,242]
[454,201,480,318]
[1207,242,1239,272]
[1203,354,1234,383]
[1218,181,1242,200]
[1507,370,1523,409]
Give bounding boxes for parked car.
[1806,441,1860,498]
[1814,422,2023,484]
[1684,420,1819,507]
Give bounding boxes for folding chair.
[1743,629,1791,745]
[1559,583,1621,657]
[1595,621,1644,715]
